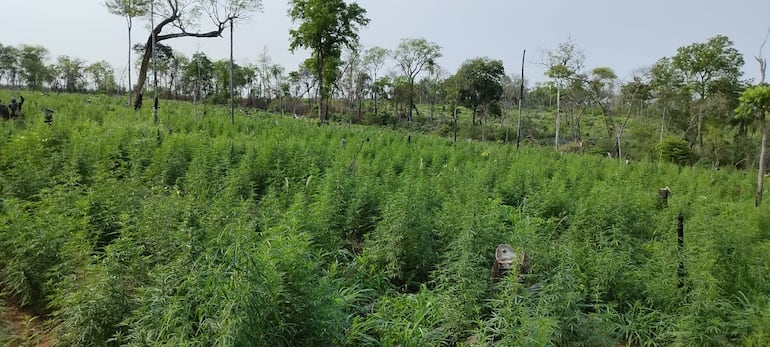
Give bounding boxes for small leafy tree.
[0,44,20,87]
[392,38,442,122]
[656,136,695,165]
[671,35,745,149]
[453,57,505,140]
[362,46,389,115]
[181,52,215,99]
[85,61,118,92]
[543,40,585,150]
[288,0,369,123]
[735,84,770,206]
[56,55,86,93]
[19,45,51,90]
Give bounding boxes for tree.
[56,56,86,92]
[105,0,150,106]
[501,70,529,144]
[212,59,233,102]
[19,45,51,90]
[650,57,688,141]
[735,85,770,206]
[0,44,20,87]
[268,63,286,113]
[735,28,770,207]
[543,40,585,150]
[338,43,368,120]
[583,66,648,159]
[453,57,505,138]
[441,74,462,142]
[128,0,263,110]
[85,61,118,92]
[620,70,653,118]
[288,0,369,123]
[422,61,446,123]
[362,46,389,115]
[167,52,189,98]
[672,35,744,149]
[181,52,214,100]
[287,64,316,113]
[392,38,442,122]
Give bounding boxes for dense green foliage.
[1,92,770,346]
[288,0,370,122]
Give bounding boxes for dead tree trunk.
[132,7,227,110]
[133,34,154,110]
[755,26,768,207]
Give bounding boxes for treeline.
[0,44,118,94]
[1,32,768,171]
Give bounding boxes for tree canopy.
[288,0,369,122]
[453,57,505,122]
[392,38,442,121]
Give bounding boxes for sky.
[1,0,769,87]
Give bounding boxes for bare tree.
[756,26,769,85]
[746,26,770,207]
[130,0,262,110]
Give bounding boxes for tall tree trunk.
[482,109,486,142]
[134,35,153,110]
[756,34,767,206]
[127,16,133,107]
[357,92,363,121]
[317,60,323,123]
[697,108,704,150]
[758,116,767,207]
[151,1,159,124]
[453,105,458,143]
[373,91,378,115]
[516,50,525,150]
[229,19,235,124]
[555,87,561,151]
[660,106,667,142]
[429,91,434,123]
[407,79,414,122]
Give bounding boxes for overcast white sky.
[1,0,769,86]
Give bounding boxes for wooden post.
[516,50,525,150]
[658,186,671,209]
[677,212,685,289]
[229,18,235,125]
[151,0,159,125]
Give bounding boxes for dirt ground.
[0,301,52,347]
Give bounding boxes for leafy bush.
[656,136,696,165]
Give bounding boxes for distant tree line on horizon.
[1,0,769,185]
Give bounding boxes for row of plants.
[1,93,769,346]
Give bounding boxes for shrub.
[656,136,695,165]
